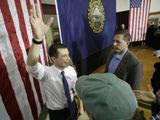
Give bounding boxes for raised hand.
[29,4,54,40]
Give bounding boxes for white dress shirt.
[26,63,77,110]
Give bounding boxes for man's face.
[112,34,128,54]
[52,48,71,69]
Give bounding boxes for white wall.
[42,0,160,13]
[116,0,129,12]
[150,0,160,12]
[42,0,55,5]
[116,0,160,12]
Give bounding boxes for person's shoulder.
[125,50,141,64]
[45,64,53,70]
[126,50,137,58]
[66,65,76,72]
[65,66,77,77]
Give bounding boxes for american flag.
[129,0,151,42]
[0,0,48,119]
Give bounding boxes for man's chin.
[64,63,69,68]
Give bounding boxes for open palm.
[29,4,53,40]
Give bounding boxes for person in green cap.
[76,73,146,120]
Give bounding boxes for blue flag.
[56,0,116,62]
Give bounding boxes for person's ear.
[49,56,56,63]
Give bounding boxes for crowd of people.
[26,4,160,120]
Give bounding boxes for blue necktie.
[61,71,74,119]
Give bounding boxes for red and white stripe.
[129,0,151,42]
[0,96,11,120]
[0,0,47,119]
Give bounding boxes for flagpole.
[55,0,63,44]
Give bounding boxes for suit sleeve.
[128,62,142,90]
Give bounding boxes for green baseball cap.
[76,73,138,120]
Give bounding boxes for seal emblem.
[88,0,105,33]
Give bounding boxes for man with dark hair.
[48,43,67,58]
[26,5,78,120]
[105,30,142,89]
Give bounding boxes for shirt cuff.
[26,63,44,80]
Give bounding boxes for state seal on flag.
[88,0,105,33]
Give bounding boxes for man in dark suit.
[105,30,142,90]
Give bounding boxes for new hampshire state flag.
[56,0,116,63]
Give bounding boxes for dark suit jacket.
[105,48,142,90]
[151,62,160,115]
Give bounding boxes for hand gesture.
[29,4,54,40]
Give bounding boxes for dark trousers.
[48,102,78,120]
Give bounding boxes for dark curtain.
[116,11,129,31]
